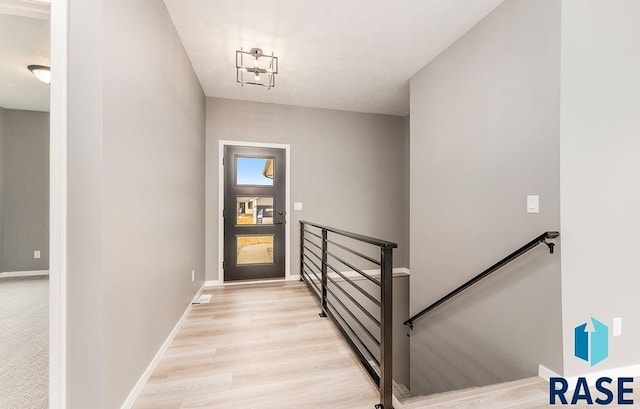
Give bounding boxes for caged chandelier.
[236,47,278,89]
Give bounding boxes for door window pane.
[236,157,274,186]
[236,235,274,265]
[236,197,274,225]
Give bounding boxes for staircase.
[395,232,560,408]
[393,377,549,409]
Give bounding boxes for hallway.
[132,281,379,409]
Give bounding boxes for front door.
[224,145,286,281]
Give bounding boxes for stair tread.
[400,377,546,409]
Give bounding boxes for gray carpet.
[0,276,48,409]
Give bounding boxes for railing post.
[299,222,304,282]
[377,246,393,409]
[319,228,328,318]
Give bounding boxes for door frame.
[218,140,292,282]
[49,0,68,408]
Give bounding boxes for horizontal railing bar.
[404,231,560,328]
[325,262,381,308]
[301,221,397,249]
[303,236,322,250]
[325,298,381,368]
[325,285,380,346]
[326,273,381,327]
[302,263,320,285]
[305,277,321,299]
[302,261,323,285]
[303,246,323,262]
[326,238,381,266]
[301,268,322,298]
[326,251,381,286]
[323,303,381,387]
[303,229,322,240]
[303,253,323,274]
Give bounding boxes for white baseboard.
[539,363,640,389]
[538,364,561,382]
[394,267,410,275]
[0,270,49,279]
[204,280,222,287]
[119,283,205,409]
[325,267,409,282]
[206,275,300,286]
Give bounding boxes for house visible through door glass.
[236,157,274,186]
[236,197,274,225]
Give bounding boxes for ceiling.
[164,0,504,116]
[0,1,50,112]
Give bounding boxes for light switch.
[294,202,303,211]
[613,317,622,337]
[527,195,539,213]
[34,250,41,259]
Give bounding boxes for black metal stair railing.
[299,221,397,409]
[404,231,559,330]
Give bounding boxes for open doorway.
[0,2,51,408]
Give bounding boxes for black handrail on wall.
[300,221,397,409]
[404,231,559,330]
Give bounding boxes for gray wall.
[560,0,640,377]
[1,109,49,272]
[409,0,562,395]
[205,97,408,282]
[102,1,206,407]
[66,0,206,408]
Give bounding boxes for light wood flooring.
[132,281,379,409]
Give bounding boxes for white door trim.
[218,140,291,282]
[49,0,68,408]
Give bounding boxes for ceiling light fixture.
[27,65,51,84]
[236,48,277,89]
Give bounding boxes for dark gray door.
[224,145,286,281]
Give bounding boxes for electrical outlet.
[191,269,195,282]
[34,250,41,259]
[613,317,622,337]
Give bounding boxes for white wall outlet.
[191,269,195,282]
[34,250,41,259]
[527,195,539,213]
[294,202,303,211]
[613,317,622,337]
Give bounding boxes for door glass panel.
[236,156,274,186]
[236,235,274,265]
[236,197,274,225]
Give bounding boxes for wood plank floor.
[132,281,379,409]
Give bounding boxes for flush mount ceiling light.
[236,47,278,89]
[27,65,51,84]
